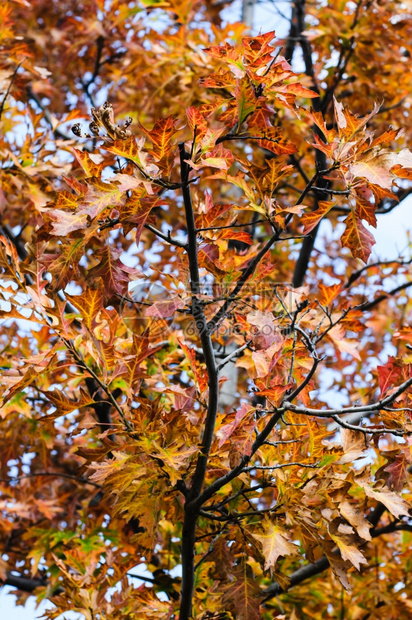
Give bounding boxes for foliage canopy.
[1,0,412,618]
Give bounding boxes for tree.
[1,0,412,618]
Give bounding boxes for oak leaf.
[253,520,299,570]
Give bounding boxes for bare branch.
[145,223,188,248]
[216,341,251,371]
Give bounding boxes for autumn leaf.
[327,324,362,361]
[3,8,412,618]
[351,148,412,189]
[242,31,276,69]
[216,402,255,448]
[385,453,409,491]
[41,388,95,418]
[377,356,405,396]
[70,148,105,178]
[252,520,299,570]
[235,78,257,127]
[300,201,334,235]
[334,97,380,141]
[339,500,372,541]
[330,531,367,571]
[336,428,366,465]
[66,285,104,331]
[137,116,179,163]
[145,296,186,319]
[204,41,245,78]
[41,238,85,292]
[87,245,142,300]
[317,283,342,307]
[222,562,263,620]
[0,366,42,409]
[282,82,319,98]
[186,106,208,140]
[88,451,130,485]
[220,229,252,245]
[104,135,146,167]
[148,440,198,486]
[357,482,410,518]
[341,211,376,262]
[256,126,298,155]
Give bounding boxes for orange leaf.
[341,211,375,262]
[138,116,179,161]
[105,135,145,166]
[66,285,104,331]
[242,31,276,69]
[186,106,208,140]
[70,148,105,178]
[220,229,252,245]
[317,283,342,307]
[300,201,334,234]
[283,82,319,98]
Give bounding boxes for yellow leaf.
[253,520,299,570]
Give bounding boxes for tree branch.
[178,140,219,620]
[291,0,329,288]
[283,374,412,421]
[263,514,409,602]
[358,280,412,312]
[193,409,284,509]
[0,471,101,488]
[144,223,187,248]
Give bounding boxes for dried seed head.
[71,123,82,137]
[72,103,132,141]
[89,121,100,136]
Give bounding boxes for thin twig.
[243,461,319,472]
[145,223,187,248]
[0,61,23,120]
[62,338,134,433]
[196,219,266,232]
[0,472,101,489]
[217,341,251,371]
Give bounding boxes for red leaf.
[377,357,404,396]
[216,402,255,448]
[385,453,409,491]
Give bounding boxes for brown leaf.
[222,562,263,620]
[339,500,372,541]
